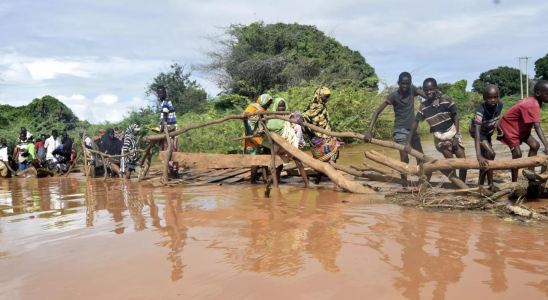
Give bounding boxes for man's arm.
[533,122,548,154]
[364,102,389,142]
[474,125,489,167]
[404,120,420,153]
[417,90,427,99]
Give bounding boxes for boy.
[498,80,548,182]
[157,85,179,178]
[14,133,30,170]
[405,78,467,182]
[34,134,47,165]
[469,85,503,186]
[364,72,432,186]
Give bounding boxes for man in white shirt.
[44,130,61,162]
[0,138,16,177]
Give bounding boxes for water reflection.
[1,178,548,299]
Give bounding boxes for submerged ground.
[1,135,548,300]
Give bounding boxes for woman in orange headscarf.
[243,94,272,183]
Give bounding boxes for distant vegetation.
[1,22,547,154]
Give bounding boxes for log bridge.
[78,111,548,202]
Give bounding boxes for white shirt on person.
[0,147,8,162]
[44,136,62,160]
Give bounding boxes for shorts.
[0,161,8,177]
[498,131,531,149]
[470,132,492,145]
[393,128,421,145]
[128,164,136,170]
[19,162,29,170]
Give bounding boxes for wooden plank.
[159,152,284,169]
[222,171,251,184]
[202,168,250,184]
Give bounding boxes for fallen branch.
[269,132,375,194]
[423,155,548,172]
[144,111,290,141]
[88,149,144,159]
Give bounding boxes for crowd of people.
[2,78,548,187]
[244,74,548,188]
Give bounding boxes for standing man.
[157,85,179,178]
[44,130,62,169]
[364,72,432,187]
[34,134,47,165]
[0,138,17,177]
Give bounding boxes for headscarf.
[266,98,288,135]
[99,128,122,155]
[257,94,272,106]
[100,129,108,143]
[120,124,140,172]
[303,87,332,138]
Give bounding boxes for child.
[365,72,431,186]
[470,85,503,186]
[498,80,548,182]
[405,78,467,182]
[157,85,179,178]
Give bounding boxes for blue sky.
[1,0,547,123]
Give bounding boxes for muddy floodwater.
[2,135,548,299]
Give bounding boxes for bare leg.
[453,145,467,182]
[125,169,131,179]
[315,173,322,184]
[250,166,259,184]
[479,140,496,186]
[412,140,432,182]
[295,159,309,187]
[89,165,96,178]
[525,135,540,164]
[510,146,522,182]
[261,166,269,182]
[110,163,121,177]
[398,150,410,186]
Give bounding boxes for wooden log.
[365,150,418,175]
[269,132,375,194]
[501,205,548,221]
[264,116,432,162]
[259,115,278,187]
[88,149,144,159]
[365,150,469,189]
[81,133,88,177]
[138,141,156,181]
[162,119,172,185]
[423,154,548,173]
[222,171,251,184]
[103,151,108,182]
[201,168,249,184]
[158,152,284,169]
[64,153,79,178]
[143,111,291,141]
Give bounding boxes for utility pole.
[518,56,532,98]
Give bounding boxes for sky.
[0,0,547,124]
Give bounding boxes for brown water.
[2,133,548,300]
[1,174,548,300]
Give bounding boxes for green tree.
[197,22,378,99]
[472,66,524,98]
[145,62,208,115]
[535,53,548,80]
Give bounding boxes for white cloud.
[56,94,148,124]
[23,59,91,80]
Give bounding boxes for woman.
[99,128,123,177]
[243,94,272,184]
[302,87,339,184]
[120,124,141,179]
[262,98,309,186]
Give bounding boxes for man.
[364,72,431,187]
[34,134,47,164]
[0,138,16,177]
[44,130,62,168]
[157,85,179,178]
[14,133,30,170]
[79,130,97,178]
[21,127,32,140]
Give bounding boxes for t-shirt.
[386,85,421,130]
[160,99,177,127]
[44,136,62,160]
[499,96,541,146]
[17,143,28,163]
[26,144,35,160]
[469,102,503,136]
[0,147,8,162]
[416,96,457,133]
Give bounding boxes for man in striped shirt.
[405,78,467,182]
[158,85,179,178]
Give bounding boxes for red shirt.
[35,141,45,148]
[499,97,541,147]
